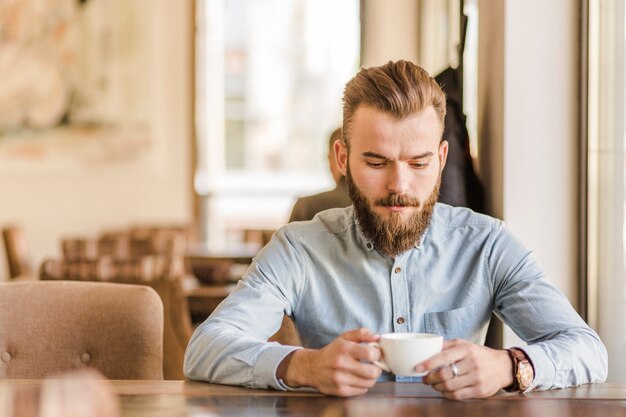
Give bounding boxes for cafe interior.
[1,0,625,415]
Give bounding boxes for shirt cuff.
[252,344,303,390]
[515,344,554,391]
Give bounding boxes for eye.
[410,162,429,168]
[366,161,386,168]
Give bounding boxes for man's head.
[341,60,446,149]
[335,60,448,257]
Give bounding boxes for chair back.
[2,226,32,278]
[0,280,163,379]
[40,257,192,379]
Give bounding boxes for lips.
[385,206,409,212]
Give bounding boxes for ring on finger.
[450,362,460,378]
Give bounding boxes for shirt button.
[81,353,91,363]
[1,352,11,362]
[396,317,405,324]
[394,267,402,274]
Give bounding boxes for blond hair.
[342,60,446,146]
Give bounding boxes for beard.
[346,163,440,258]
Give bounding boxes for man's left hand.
[417,339,514,400]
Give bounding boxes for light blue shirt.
[184,204,607,391]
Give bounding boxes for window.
[195,0,360,250]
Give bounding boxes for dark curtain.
[436,67,486,213]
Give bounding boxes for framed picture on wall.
[0,0,163,172]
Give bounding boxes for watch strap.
[505,348,534,392]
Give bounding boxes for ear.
[335,139,348,176]
[439,140,449,171]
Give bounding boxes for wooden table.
[3,380,626,417]
[185,244,257,266]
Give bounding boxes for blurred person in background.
[288,127,351,222]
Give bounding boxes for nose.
[386,164,410,195]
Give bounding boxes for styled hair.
[342,60,446,146]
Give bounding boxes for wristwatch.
[506,348,534,392]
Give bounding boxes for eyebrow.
[361,151,434,160]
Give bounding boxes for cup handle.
[367,342,390,373]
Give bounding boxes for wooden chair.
[62,230,187,277]
[0,280,163,379]
[2,226,33,279]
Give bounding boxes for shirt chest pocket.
[423,303,486,343]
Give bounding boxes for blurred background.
[1,0,624,382]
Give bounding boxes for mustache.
[375,194,421,208]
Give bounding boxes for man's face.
[335,105,448,257]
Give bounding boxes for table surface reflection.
[3,380,626,417]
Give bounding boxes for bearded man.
[185,60,607,400]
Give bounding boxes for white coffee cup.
[369,332,443,376]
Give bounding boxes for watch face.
[518,362,534,389]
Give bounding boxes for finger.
[422,363,449,385]
[332,349,383,380]
[330,367,381,390]
[430,374,474,396]
[415,342,467,373]
[422,358,467,385]
[415,351,463,374]
[349,362,383,381]
[347,341,381,363]
[341,328,379,343]
[429,364,474,392]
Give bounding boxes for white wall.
[361,0,420,67]
[0,1,193,277]
[479,0,579,344]
[505,0,578,302]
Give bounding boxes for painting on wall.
[0,0,156,171]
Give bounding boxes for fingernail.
[415,364,425,373]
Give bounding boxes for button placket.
[390,258,409,332]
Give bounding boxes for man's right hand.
[276,328,382,397]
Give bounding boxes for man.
[185,60,607,400]
[289,127,352,222]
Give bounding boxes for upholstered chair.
[40,258,192,380]
[0,281,163,379]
